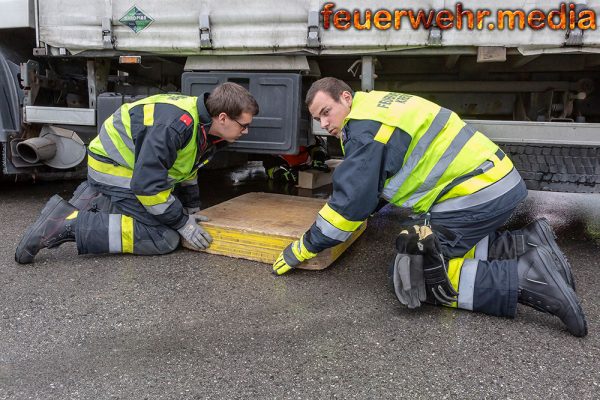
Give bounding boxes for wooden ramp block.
[183,192,366,270]
[297,159,343,189]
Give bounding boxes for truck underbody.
[1,1,600,192]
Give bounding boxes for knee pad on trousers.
[69,181,109,212]
[135,226,180,255]
[159,228,181,254]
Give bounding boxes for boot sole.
[14,195,64,264]
[536,247,588,337]
[536,218,576,291]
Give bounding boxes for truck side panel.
[37,0,600,54]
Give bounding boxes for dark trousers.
[418,179,528,317]
[69,181,180,256]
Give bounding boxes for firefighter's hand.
[272,252,297,276]
[177,214,213,251]
[272,236,317,276]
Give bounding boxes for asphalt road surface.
[1,165,600,399]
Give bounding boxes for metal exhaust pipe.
[16,137,57,164]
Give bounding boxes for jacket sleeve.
[302,119,388,254]
[175,170,201,209]
[130,115,194,230]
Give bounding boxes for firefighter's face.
[308,90,352,138]
[213,111,253,142]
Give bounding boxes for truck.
[1,0,600,192]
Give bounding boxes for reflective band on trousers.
[315,214,353,242]
[121,215,134,253]
[463,231,490,260]
[458,258,478,311]
[108,214,122,253]
[430,167,522,213]
[382,108,452,200]
[474,235,489,261]
[401,123,476,208]
[108,214,134,253]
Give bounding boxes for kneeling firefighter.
[391,223,584,337]
[15,83,259,262]
[272,77,587,337]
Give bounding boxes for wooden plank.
[296,159,343,189]
[182,192,366,270]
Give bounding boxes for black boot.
[517,246,587,337]
[490,218,575,290]
[15,195,78,264]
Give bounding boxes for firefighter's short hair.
[306,77,353,107]
[206,82,259,118]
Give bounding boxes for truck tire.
[501,144,600,193]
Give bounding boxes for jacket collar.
[196,94,212,130]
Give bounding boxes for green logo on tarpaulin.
[119,6,154,33]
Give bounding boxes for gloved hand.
[177,214,213,251]
[183,206,201,215]
[416,225,459,306]
[273,235,317,275]
[391,227,427,308]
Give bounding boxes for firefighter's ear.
[341,91,353,107]
[217,112,227,123]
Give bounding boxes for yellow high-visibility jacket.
[87,94,220,229]
[304,91,520,252]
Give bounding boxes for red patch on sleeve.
[179,114,192,126]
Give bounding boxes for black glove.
[396,225,420,254]
[391,253,427,309]
[416,226,459,306]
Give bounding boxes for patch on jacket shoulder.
[180,114,192,126]
[171,114,193,135]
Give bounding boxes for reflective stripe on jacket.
[347,91,505,212]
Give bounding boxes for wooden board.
[297,159,343,189]
[183,192,366,270]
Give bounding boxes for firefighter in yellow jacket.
[15,82,258,261]
[273,77,587,337]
